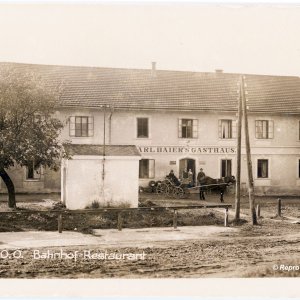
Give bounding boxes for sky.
[1,2,300,76]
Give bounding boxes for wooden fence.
[0,204,232,233]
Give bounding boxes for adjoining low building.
[0,62,300,196]
[61,144,141,209]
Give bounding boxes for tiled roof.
[1,62,300,114]
[64,144,141,156]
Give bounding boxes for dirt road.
[0,218,299,278]
[0,193,299,278]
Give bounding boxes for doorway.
[179,158,196,183]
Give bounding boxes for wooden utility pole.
[234,79,243,221]
[102,105,106,181]
[241,76,258,225]
[101,105,108,203]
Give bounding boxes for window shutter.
[88,116,94,137]
[268,120,274,139]
[192,119,198,138]
[178,119,182,138]
[218,120,222,138]
[255,120,258,138]
[69,116,75,137]
[227,160,232,177]
[232,120,237,139]
[138,160,142,178]
[149,160,155,178]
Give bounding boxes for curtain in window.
[219,120,233,139]
[149,160,155,178]
[258,160,268,178]
[137,118,148,138]
[261,161,268,178]
[139,159,155,178]
[221,160,232,177]
[256,120,273,139]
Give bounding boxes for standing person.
[197,168,206,200]
[182,169,189,185]
[188,169,194,187]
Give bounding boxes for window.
[69,116,94,137]
[26,162,41,180]
[219,120,236,139]
[137,118,149,138]
[75,116,88,137]
[221,159,232,177]
[257,159,269,178]
[139,159,155,179]
[178,119,198,138]
[255,120,273,139]
[298,160,300,178]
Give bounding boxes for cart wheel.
[168,185,177,198]
[156,182,168,196]
[173,187,184,199]
[178,187,185,198]
[155,182,162,194]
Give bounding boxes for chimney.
[215,69,223,73]
[151,61,156,77]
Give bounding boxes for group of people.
[167,168,206,199]
[168,169,193,187]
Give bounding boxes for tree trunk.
[0,168,16,208]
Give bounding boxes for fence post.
[173,209,178,229]
[277,198,281,217]
[58,213,63,233]
[117,212,123,231]
[256,204,260,218]
[224,207,229,227]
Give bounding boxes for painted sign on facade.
[138,146,236,154]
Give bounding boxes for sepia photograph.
[0,0,300,286]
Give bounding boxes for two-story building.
[1,62,300,196]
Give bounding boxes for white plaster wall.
[103,159,139,207]
[62,156,139,210]
[240,154,300,195]
[55,100,300,149]
[55,108,300,195]
[57,108,106,145]
[64,159,102,209]
[248,114,300,147]
[111,110,238,146]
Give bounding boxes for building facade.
[1,62,300,195]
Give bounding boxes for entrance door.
[179,158,196,183]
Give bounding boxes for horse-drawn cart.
[142,175,236,202]
[155,178,190,199]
